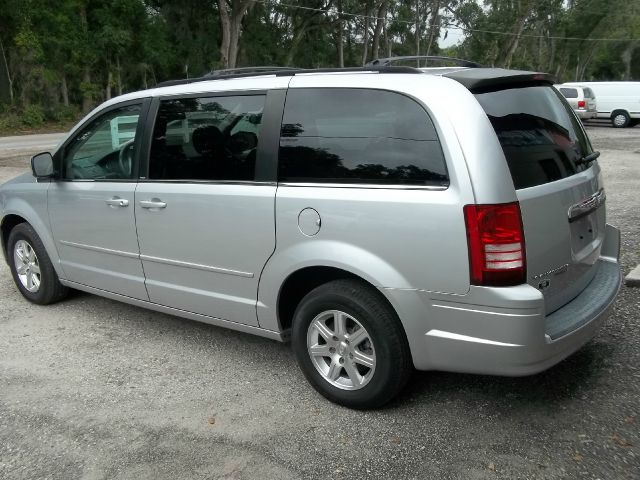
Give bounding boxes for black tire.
[611,111,630,128]
[291,279,412,409]
[7,223,68,305]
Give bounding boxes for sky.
[439,27,466,48]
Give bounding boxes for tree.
[218,0,256,68]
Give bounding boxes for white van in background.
[560,82,640,127]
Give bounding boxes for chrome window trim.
[277,182,448,191]
[137,179,277,186]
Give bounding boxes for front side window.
[278,88,448,186]
[62,104,141,180]
[148,95,265,181]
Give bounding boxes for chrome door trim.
[568,188,606,223]
[277,182,448,190]
[59,240,139,259]
[139,254,254,278]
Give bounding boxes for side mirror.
[31,152,54,178]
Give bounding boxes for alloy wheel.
[13,240,41,293]
[306,310,376,390]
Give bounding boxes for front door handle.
[105,197,129,207]
[139,199,167,209]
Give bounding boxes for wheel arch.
[258,241,413,334]
[0,213,27,263]
[1,204,64,278]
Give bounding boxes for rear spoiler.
[443,68,556,93]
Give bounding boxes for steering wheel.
[118,139,136,177]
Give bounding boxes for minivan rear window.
[475,85,593,190]
[558,87,578,98]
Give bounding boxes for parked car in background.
[0,59,622,408]
[561,81,640,127]
[555,84,597,120]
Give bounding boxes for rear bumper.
[576,109,597,119]
[386,224,621,376]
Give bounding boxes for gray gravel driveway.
[0,126,638,480]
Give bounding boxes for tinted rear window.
[278,88,448,186]
[475,85,593,190]
[583,88,595,98]
[559,87,578,98]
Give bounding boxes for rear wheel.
[611,111,630,128]
[291,279,412,409]
[7,223,68,305]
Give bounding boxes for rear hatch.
[450,70,605,313]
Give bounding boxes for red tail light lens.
[464,202,526,286]
[577,100,586,108]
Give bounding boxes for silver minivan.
[556,84,598,120]
[0,61,621,408]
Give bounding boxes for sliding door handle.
[139,199,167,209]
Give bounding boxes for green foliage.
[21,105,45,127]
[0,112,22,132]
[0,0,637,124]
[45,105,79,123]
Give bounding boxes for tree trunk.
[337,0,344,67]
[106,68,112,100]
[218,0,232,68]
[61,75,69,107]
[425,0,440,57]
[384,19,392,57]
[82,67,92,113]
[286,19,315,66]
[500,11,528,68]
[218,0,255,69]
[372,1,387,62]
[0,36,12,104]
[116,56,122,96]
[621,43,638,81]
[361,1,371,66]
[415,0,420,66]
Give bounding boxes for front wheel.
[291,279,412,409]
[7,223,68,305]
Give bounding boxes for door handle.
[105,197,129,207]
[139,199,167,209]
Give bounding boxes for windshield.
[475,85,593,189]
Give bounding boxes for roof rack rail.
[367,56,483,68]
[155,65,422,88]
[204,66,297,77]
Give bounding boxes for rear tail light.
[463,202,526,286]
[577,100,586,108]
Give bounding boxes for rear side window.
[559,87,578,98]
[278,88,448,186]
[475,85,593,190]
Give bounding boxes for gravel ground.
[0,126,638,480]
